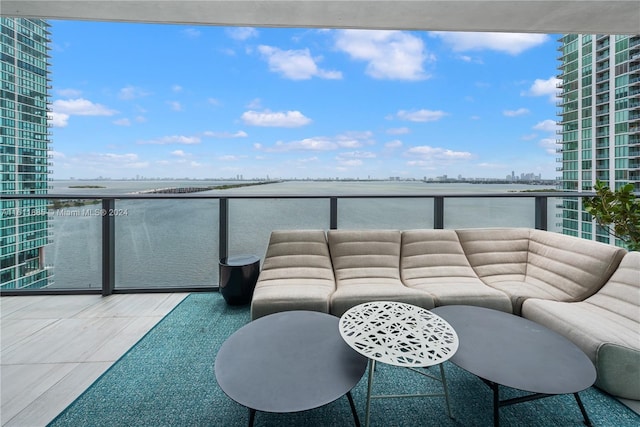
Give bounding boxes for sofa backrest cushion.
[401,229,479,285]
[455,228,530,283]
[328,229,401,284]
[258,230,335,285]
[585,251,640,322]
[526,229,627,301]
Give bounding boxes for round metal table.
[431,305,596,427]
[339,301,459,427]
[215,310,368,426]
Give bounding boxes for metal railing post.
[535,196,548,230]
[219,198,229,260]
[330,197,338,230]
[434,196,444,229]
[102,198,115,296]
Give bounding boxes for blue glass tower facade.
[558,34,640,246]
[1,18,51,289]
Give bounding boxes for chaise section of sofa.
[456,228,627,314]
[400,229,512,312]
[250,230,336,320]
[328,229,435,317]
[521,251,640,400]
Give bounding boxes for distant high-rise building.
[557,34,640,246]
[1,18,52,289]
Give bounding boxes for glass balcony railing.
[0,191,587,295]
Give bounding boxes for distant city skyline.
[60,170,551,183]
[50,22,560,180]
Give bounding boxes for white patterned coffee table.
[339,301,459,426]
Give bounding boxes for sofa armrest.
[595,343,640,400]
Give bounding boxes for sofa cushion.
[521,251,640,399]
[455,228,530,284]
[250,230,335,320]
[581,250,640,321]
[328,229,434,316]
[526,229,627,301]
[400,229,512,312]
[457,228,626,314]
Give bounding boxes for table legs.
[364,359,453,427]
[486,381,592,427]
[365,359,376,427]
[247,392,361,427]
[346,391,361,427]
[573,392,593,426]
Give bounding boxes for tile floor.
[1,293,638,426]
[0,293,188,427]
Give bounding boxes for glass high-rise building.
[557,34,640,247]
[1,18,52,289]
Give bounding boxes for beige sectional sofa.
[522,251,640,400]
[250,230,335,320]
[249,227,638,399]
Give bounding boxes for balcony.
[1,188,571,295]
[3,281,639,426]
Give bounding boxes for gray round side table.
[218,254,260,305]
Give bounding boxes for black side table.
[219,255,260,305]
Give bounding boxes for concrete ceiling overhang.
[1,1,639,34]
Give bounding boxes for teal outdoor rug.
[49,293,639,427]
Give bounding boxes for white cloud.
[526,76,560,102]
[337,151,377,159]
[533,119,559,133]
[260,132,373,152]
[532,120,560,155]
[385,140,403,149]
[171,150,187,157]
[335,30,431,80]
[395,109,447,122]
[258,45,342,80]
[52,98,117,116]
[113,118,131,126]
[48,112,70,128]
[203,130,248,138]
[77,153,149,170]
[138,135,201,145]
[57,88,82,97]
[406,145,473,160]
[118,85,151,100]
[503,108,530,117]
[246,98,262,109]
[167,101,183,111]
[182,28,201,38]
[386,127,410,135]
[172,85,183,93]
[272,137,338,151]
[431,32,549,55]
[337,159,363,167]
[298,156,320,163]
[226,27,259,40]
[241,110,312,127]
[478,162,506,169]
[219,155,240,161]
[539,137,558,155]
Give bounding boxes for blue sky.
[49,21,561,180]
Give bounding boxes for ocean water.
[44,180,561,289]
